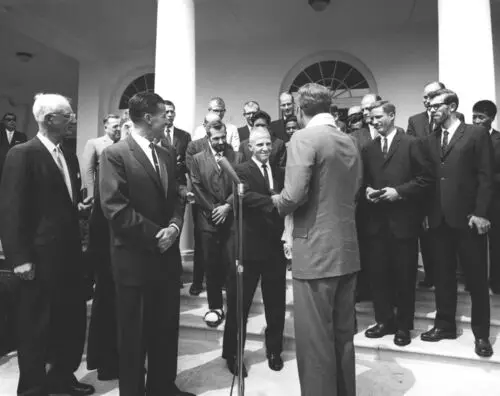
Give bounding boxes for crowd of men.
[0,79,498,396]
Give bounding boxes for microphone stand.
[233,181,245,396]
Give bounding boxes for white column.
[438,0,496,126]
[76,61,103,159]
[155,0,196,253]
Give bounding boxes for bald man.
[270,92,295,142]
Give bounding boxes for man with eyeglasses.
[0,112,27,182]
[420,88,494,358]
[192,97,240,151]
[237,101,260,142]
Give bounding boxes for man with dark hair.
[272,83,361,396]
[0,112,27,181]
[239,110,286,169]
[284,115,299,140]
[238,100,260,142]
[473,100,500,294]
[420,89,493,358]
[190,120,243,328]
[270,92,295,142]
[362,101,434,347]
[346,106,364,133]
[99,92,194,396]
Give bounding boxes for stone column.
[438,0,496,126]
[155,0,196,253]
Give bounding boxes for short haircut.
[369,100,396,115]
[428,88,459,109]
[425,81,446,90]
[164,100,175,109]
[128,92,165,124]
[32,93,72,123]
[205,119,226,136]
[103,114,120,125]
[362,93,382,103]
[208,97,225,108]
[249,126,271,143]
[243,100,259,109]
[473,100,497,119]
[250,110,271,126]
[285,115,298,125]
[2,112,16,121]
[297,83,332,117]
[279,91,294,103]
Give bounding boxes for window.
[118,73,155,109]
[288,60,370,100]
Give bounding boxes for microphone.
[217,156,241,184]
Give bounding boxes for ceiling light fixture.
[309,0,330,12]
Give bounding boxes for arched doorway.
[118,73,155,110]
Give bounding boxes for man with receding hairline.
[270,91,295,142]
[238,100,260,141]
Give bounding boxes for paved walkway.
[2,338,500,395]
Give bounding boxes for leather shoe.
[420,327,457,342]
[226,355,248,378]
[48,380,95,396]
[394,330,411,347]
[267,352,284,371]
[189,283,204,296]
[365,323,396,338]
[475,338,493,358]
[418,279,434,288]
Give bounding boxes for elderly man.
[192,97,240,151]
[238,100,260,142]
[272,83,361,396]
[0,93,94,396]
[222,126,286,377]
[270,92,296,143]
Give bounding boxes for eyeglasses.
[428,102,447,111]
[4,117,15,122]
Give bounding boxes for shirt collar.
[131,130,154,153]
[251,156,269,168]
[443,118,461,134]
[306,113,336,128]
[490,127,494,135]
[37,132,59,154]
[381,127,397,146]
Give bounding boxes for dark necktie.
[165,128,172,146]
[149,142,160,175]
[382,137,388,158]
[262,163,270,191]
[428,116,433,134]
[441,130,449,157]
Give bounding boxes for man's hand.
[155,226,178,253]
[379,187,400,202]
[468,215,491,235]
[186,192,195,204]
[13,262,35,280]
[212,203,231,225]
[271,194,280,208]
[366,187,381,203]
[78,196,94,213]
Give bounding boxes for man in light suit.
[0,94,94,396]
[272,83,362,396]
[0,112,27,181]
[99,92,194,396]
[237,100,259,142]
[82,114,121,380]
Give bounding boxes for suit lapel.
[127,135,163,191]
[442,122,465,159]
[173,127,180,151]
[60,147,79,204]
[383,129,402,165]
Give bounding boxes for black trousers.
[116,279,180,396]
[222,257,286,359]
[200,227,233,310]
[17,278,86,396]
[419,229,435,283]
[191,204,205,287]
[489,219,500,290]
[366,230,418,331]
[355,207,371,300]
[430,222,490,338]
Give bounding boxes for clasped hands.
[366,186,400,203]
[77,196,94,213]
[468,215,490,235]
[155,225,179,253]
[212,203,231,225]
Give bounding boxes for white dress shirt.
[441,118,461,145]
[6,130,14,145]
[251,156,274,190]
[306,113,336,128]
[164,126,174,144]
[380,127,397,152]
[37,132,73,201]
[193,122,240,151]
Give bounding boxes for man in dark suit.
[190,120,243,328]
[237,100,259,142]
[0,94,94,396]
[239,110,286,169]
[472,100,500,294]
[420,89,493,358]
[0,112,27,181]
[361,101,434,347]
[269,92,295,143]
[222,127,286,376]
[99,92,194,396]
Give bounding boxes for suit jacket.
[489,129,500,222]
[407,111,465,138]
[192,123,240,152]
[190,146,243,232]
[99,135,185,286]
[160,127,191,198]
[0,128,27,181]
[238,125,251,142]
[275,123,362,279]
[425,123,494,229]
[270,119,290,143]
[235,160,285,262]
[239,136,287,170]
[351,127,374,152]
[0,136,82,282]
[81,134,114,198]
[185,136,210,175]
[362,129,435,239]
